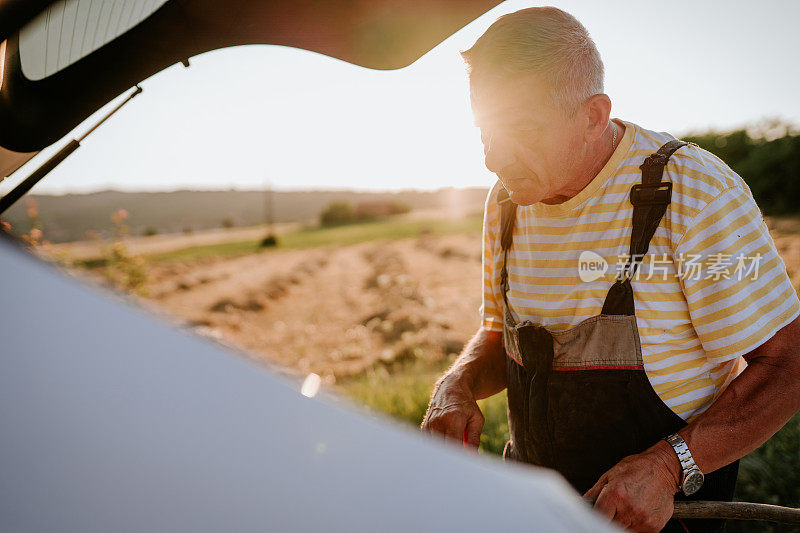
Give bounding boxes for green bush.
[736,412,800,506]
[320,200,413,227]
[259,234,278,247]
[685,126,800,216]
[320,201,355,227]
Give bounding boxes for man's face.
[471,73,587,206]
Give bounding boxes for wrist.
[650,439,683,493]
[438,365,476,397]
[450,355,481,385]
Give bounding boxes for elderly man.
[421,7,800,533]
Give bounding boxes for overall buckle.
[630,182,672,206]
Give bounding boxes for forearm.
[680,355,800,473]
[587,317,800,531]
[656,316,800,481]
[440,327,506,400]
[422,327,506,445]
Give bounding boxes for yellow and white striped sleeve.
[675,185,800,363]
[481,182,504,332]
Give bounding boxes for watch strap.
[666,434,695,471]
[666,434,706,496]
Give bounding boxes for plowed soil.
[141,232,485,380]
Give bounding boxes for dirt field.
[59,215,800,383]
[139,232,484,380]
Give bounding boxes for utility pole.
[261,177,278,247]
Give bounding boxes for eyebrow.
[474,115,541,131]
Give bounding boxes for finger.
[421,410,449,438]
[463,412,484,449]
[617,516,633,530]
[443,414,467,443]
[420,409,434,431]
[420,408,434,431]
[593,485,618,522]
[583,474,608,502]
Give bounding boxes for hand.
[583,441,682,532]
[420,371,484,449]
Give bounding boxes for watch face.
[683,470,705,496]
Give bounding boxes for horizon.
[23,184,493,197]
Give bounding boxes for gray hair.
[462,7,604,116]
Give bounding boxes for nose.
[483,133,517,175]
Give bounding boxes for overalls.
[499,140,739,532]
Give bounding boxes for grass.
[77,213,484,267]
[338,359,509,456]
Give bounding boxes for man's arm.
[673,313,800,474]
[585,314,800,532]
[421,327,506,448]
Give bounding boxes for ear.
[582,93,612,143]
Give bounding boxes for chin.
[507,189,540,206]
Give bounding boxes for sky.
[3,0,799,195]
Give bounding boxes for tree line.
[685,123,799,216]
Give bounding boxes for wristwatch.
[665,433,704,496]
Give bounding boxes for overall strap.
[499,187,517,252]
[623,139,689,278]
[498,187,517,296]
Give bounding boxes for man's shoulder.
[627,121,754,218]
[483,179,505,223]
[485,179,504,206]
[629,121,746,195]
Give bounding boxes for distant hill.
[1,187,490,243]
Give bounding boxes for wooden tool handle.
[583,498,800,524]
[672,501,800,524]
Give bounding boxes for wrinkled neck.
[541,121,620,205]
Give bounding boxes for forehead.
[470,73,554,128]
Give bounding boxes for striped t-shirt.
[481,118,800,421]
